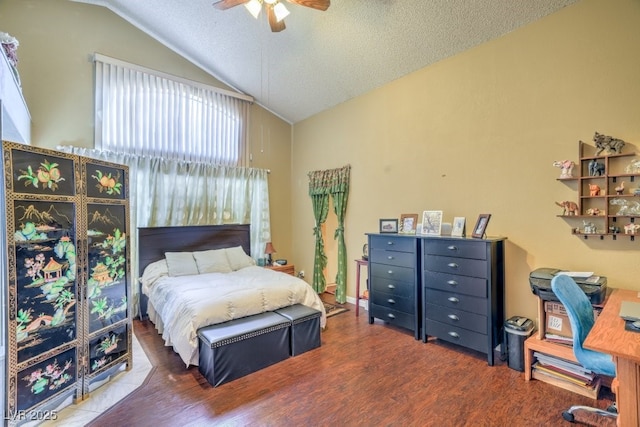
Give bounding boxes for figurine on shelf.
[625,159,640,174]
[556,200,579,216]
[588,159,605,176]
[586,208,601,216]
[624,223,640,235]
[633,187,640,196]
[594,131,626,156]
[609,226,621,234]
[589,184,601,196]
[583,221,597,234]
[615,181,626,195]
[553,160,575,179]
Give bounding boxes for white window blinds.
[94,54,253,166]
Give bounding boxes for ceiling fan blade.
[287,0,330,11]
[212,0,249,10]
[267,6,286,32]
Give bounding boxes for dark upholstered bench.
[197,312,290,387]
[275,304,322,356]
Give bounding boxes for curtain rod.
[92,53,254,103]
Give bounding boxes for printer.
[529,268,607,304]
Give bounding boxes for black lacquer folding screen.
[2,142,131,425]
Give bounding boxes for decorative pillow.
[140,259,169,289]
[225,246,256,271]
[164,252,198,277]
[193,249,232,274]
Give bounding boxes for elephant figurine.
[588,159,605,176]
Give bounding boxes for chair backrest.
[550,274,615,376]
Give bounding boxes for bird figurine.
[615,181,625,195]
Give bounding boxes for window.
[94,54,253,166]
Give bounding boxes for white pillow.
[193,249,232,274]
[225,246,256,271]
[164,252,198,277]
[140,259,169,289]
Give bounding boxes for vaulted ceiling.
[73,0,579,124]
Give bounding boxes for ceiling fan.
[212,0,330,33]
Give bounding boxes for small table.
[265,264,295,276]
[354,258,368,316]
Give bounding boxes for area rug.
[323,302,349,318]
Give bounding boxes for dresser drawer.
[424,255,487,279]
[370,278,414,299]
[423,271,487,298]
[369,235,416,253]
[370,304,415,331]
[424,319,489,354]
[370,262,415,283]
[371,292,414,314]
[370,248,415,268]
[423,303,487,334]
[424,288,487,316]
[423,239,486,260]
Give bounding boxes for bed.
[138,224,326,367]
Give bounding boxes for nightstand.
[265,264,295,276]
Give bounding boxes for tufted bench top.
[197,311,290,349]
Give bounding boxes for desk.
[354,259,368,316]
[584,289,640,427]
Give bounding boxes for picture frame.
[421,210,443,236]
[472,214,491,238]
[451,217,466,237]
[379,218,398,234]
[399,213,418,235]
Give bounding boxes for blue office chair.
[551,275,617,423]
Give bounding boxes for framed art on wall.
[399,214,418,234]
[421,211,443,235]
[472,214,491,238]
[379,218,398,233]
[451,217,466,237]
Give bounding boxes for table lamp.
[265,242,276,265]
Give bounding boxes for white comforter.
[144,266,326,366]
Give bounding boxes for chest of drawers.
[367,234,420,339]
[421,237,506,365]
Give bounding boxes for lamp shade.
[265,242,276,255]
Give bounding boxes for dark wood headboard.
[137,224,251,274]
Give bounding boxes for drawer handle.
[387,255,394,260]
[388,270,393,274]
[387,313,396,319]
[387,284,395,289]
[447,245,458,251]
[447,262,459,269]
[447,296,459,304]
[448,331,460,339]
[447,314,459,321]
[387,298,396,304]
[447,280,458,287]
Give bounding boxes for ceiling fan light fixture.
[244,0,262,19]
[273,2,290,22]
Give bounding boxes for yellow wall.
[0,0,294,259]
[292,0,640,323]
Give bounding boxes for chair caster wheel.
[562,411,575,422]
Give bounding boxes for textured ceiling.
[73,0,579,124]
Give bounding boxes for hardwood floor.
[88,301,615,427]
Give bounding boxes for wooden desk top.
[584,288,640,364]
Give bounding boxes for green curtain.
[308,165,351,299]
[330,165,350,303]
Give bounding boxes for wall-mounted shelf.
[557,139,640,240]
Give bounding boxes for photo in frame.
[472,214,491,238]
[451,217,466,237]
[379,218,398,234]
[399,214,419,234]
[421,210,443,235]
